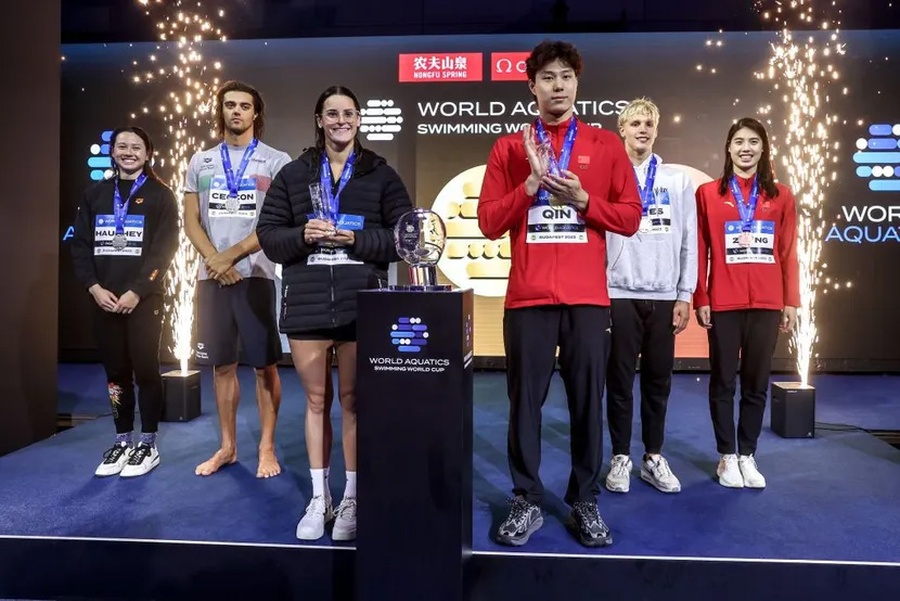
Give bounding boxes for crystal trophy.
[393,208,450,290]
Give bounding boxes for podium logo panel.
[366,310,451,374]
[391,317,429,353]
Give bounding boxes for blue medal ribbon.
[639,155,658,215]
[534,118,577,205]
[113,173,147,235]
[729,175,760,232]
[219,138,259,198]
[320,150,356,222]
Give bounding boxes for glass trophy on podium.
[392,208,451,291]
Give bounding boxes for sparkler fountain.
[133,0,227,420]
[757,0,845,437]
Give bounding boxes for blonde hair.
[617,97,660,128]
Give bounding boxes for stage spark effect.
[756,0,846,386]
[133,0,226,372]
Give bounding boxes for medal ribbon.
[220,138,259,198]
[729,175,760,232]
[113,173,147,235]
[639,155,658,215]
[319,150,356,221]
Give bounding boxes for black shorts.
[288,322,357,343]
[196,278,283,368]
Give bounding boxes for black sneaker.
[495,496,543,546]
[568,500,612,547]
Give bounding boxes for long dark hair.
[313,85,363,154]
[214,80,265,139]
[110,126,159,180]
[718,117,779,198]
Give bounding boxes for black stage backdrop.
[1,1,60,455]
[59,31,900,369]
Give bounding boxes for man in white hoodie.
[604,98,697,494]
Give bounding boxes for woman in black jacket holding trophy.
[257,85,413,542]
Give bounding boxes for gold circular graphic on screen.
[429,163,713,298]
[431,164,510,297]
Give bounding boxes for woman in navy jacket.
[257,85,413,542]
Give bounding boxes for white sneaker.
[95,442,132,477]
[296,495,334,540]
[332,497,357,541]
[738,455,767,488]
[119,444,159,478]
[641,455,681,493]
[605,454,632,493]
[717,454,744,488]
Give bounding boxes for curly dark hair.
[525,40,583,81]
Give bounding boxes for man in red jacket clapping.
[477,40,642,548]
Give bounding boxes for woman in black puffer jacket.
[257,85,412,543]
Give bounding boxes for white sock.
[344,471,357,499]
[311,468,326,498]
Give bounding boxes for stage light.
[132,0,226,375]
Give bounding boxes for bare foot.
[195,448,237,476]
[257,448,281,479]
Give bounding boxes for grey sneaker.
[496,496,543,546]
[568,501,612,548]
[605,454,632,493]
[332,497,357,541]
[640,455,681,493]
[296,495,334,540]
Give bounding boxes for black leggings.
[93,294,165,434]
[708,309,781,455]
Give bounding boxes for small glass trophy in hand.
[533,134,564,206]
[536,139,553,178]
[393,208,451,291]
[309,183,336,242]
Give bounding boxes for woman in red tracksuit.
[694,117,800,490]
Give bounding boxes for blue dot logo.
[390,317,429,353]
[87,130,114,181]
[853,123,900,192]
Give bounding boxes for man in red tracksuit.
[478,40,642,548]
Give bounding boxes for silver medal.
[112,234,127,250]
[224,196,240,213]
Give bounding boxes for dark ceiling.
[60,0,900,44]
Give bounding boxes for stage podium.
[356,288,474,601]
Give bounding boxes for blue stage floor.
[3,366,900,566]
